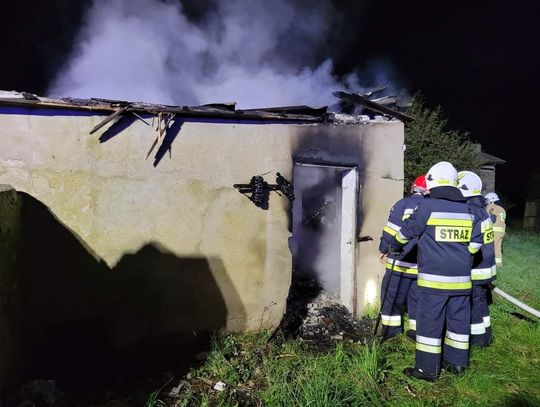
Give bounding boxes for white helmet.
[485,192,500,203]
[425,161,458,190]
[457,171,482,197]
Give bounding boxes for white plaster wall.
[0,107,403,335]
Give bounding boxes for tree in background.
[403,95,480,194]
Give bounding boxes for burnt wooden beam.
[333,91,414,122]
[0,97,325,123]
[89,106,130,134]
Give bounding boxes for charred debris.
[0,86,411,128]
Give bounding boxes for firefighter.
[378,175,429,340]
[391,161,483,381]
[458,171,495,346]
[485,192,506,266]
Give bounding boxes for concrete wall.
[0,106,403,374]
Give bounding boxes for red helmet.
[411,175,428,195]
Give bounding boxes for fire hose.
[491,284,540,319]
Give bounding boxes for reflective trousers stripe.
[483,316,491,327]
[418,273,471,290]
[471,323,486,335]
[408,319,416,330]
[493,226,505,233]
[381,315,401,326]
[417,335,441,346]
[446,331,469,342]
[419,280,472,290]
[444,337,469,350]
[416,343,442,354]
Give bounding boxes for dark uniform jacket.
[379,194,424,278]
[390,186,483,296]
[468,196,496,284]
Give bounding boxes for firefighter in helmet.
[458,171,495,346]
[485,192,506,266]
[378,175,428,340]
[390,161,483,381]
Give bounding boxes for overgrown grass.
[159,229,540,406]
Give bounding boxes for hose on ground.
[492,286,540,319]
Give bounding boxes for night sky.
[1,0,539,213]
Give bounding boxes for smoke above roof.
[48,0,400,108]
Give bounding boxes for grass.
[156,228,540,406]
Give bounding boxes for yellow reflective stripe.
[427,218,473,227]
[471,268,492,280]
[416,343,442,354]
[418,280,472,290]
[493,226,505,233]
[481,219,493,232]
[468,246,480,254]
[387,265,418,275]
[381,315,401,326]
[435,180,458,186]
[472,189,481,195]
[402,214,411,221]
[383,226,398,236]
[385,261,418,274]
[495,258,502,264]
[396,232,409,244]
[444,337,469,350]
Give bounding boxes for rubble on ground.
[276,277,373,347]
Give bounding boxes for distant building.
[477,150,505,195]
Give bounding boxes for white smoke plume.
[48,0,398,108]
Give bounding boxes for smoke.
[48,0,400,108]
[291,165,347,296]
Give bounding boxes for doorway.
[289,163,359,312]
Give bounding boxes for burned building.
[0,90,404,387]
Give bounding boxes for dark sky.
[1,0,539,211]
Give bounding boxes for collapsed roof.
[0,88,412,127]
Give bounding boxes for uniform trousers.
[415,290,470,378]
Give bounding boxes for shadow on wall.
[9,192,245,395]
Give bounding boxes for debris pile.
[299,291,372,345]
[276,277,372,347]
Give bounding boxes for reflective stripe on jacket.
[468,196,496,285]
[379,194,424,279]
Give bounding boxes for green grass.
[157,229,540,406]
